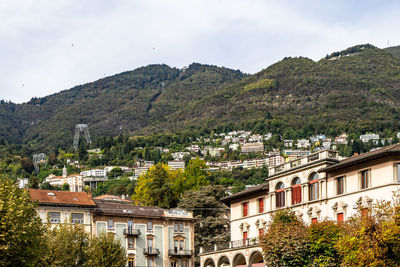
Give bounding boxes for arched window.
[308,172,319,201]
[275,182,285,208]
[291,177,302,205]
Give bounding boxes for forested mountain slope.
[1,44,400,151]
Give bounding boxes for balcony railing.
[308,153,320,162]
[168,249,193,257]
[123,228,141,236]
[201,238,259,254]
[143,248,160,256]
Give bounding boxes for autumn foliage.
[260,194,400,267]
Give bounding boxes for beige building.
[29,189,95,233]
[241,143,264,154]
[45,166,84,192]
[29,190,196,267]
[200,144,400,267]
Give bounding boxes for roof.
[29,189,95,207]
[320,143,400,172]
[93,194,132,202]
[93,200,165,217]
[221,183,269,205]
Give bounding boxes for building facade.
[29,190,195,267]
[200,144,400,267]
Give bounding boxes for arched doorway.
[217,256,230,267]
[249,250,264,267]
[233,253,246,267]
[204,258,216,267]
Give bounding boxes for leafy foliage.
[0,177,45,267]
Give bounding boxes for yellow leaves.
[243,78,276,93]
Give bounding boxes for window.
[180,240,184,251]
[258,198,264,213]
[337,213,344,223]
[108,218,114,229]
[360,169,370,189]
[259,228,264,236]
[48,212,61,223]
[182,260,188,267]
[147,238,153,253]
[148,258,154,267]
[291,177,301,205]
[128,237,134,249]
[242,202,248,217]
[147,221,153,231]
[128,258,134,267]
[174,240,179,253]
[174,222,184,233]
[308,173,319,201]
[311,218,318,224]
[396,164,400,182]
[128,220,133,231]
[242,231,248,240]
[361,208,369,218]
[71,213,84,224]
[275,182,285,208]
[336,176,344,195]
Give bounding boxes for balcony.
[143,248,160,257]
[123,228,141,236]
[168,249,193,257]
[201,238,259,254]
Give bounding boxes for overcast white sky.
[1,0,400,103]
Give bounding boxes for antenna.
[73,124,91,150]
[33,153,46,174]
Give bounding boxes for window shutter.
[337,213,344,222]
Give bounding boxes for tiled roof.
[29,189,96,206]
[93,194,132,202]
[221,183,269,205]
[320,143,400,172]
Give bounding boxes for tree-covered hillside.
[1,44,400,151]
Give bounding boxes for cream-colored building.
[200,144,400,267]
[45,166,84,192]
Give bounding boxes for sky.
[1,0,400,103]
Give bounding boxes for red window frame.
[291,184,301,205]
[311,217,318,224]
[258,198,264,213]
[337,212,344,223]
[242,202,248,217]
[309,180,319,201]
[361,208,369,218]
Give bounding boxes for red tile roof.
[29,189,95,207]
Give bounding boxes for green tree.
[108,167,124,179]
[61,183,69,191]
[0,177,45,266]
[86,233,127,267]
[178,185,229,266]
[260,210,310,267]
[181,158,209,190]
[132,163,180,208]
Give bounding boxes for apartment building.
[200,144,400,267]
[267,155,284,167]
[45,166,84,192]
[29,189,95,233]
[93,196,195,267]
[241,143,264,154]
[168,160,186,171]
[29,190,195,267]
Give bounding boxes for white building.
[200,144,400,267]
[46,166,84,192]
[283,140,293,147]
[335,133,348,144]
[360,133,380,144]
[168,160,186,171]
[229,144,240,151]
[296,139,310,149]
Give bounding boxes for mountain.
[1,44,400,151]
[0,63,246,149]
[385,45,400,59]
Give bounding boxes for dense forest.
[1,44,400,152]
